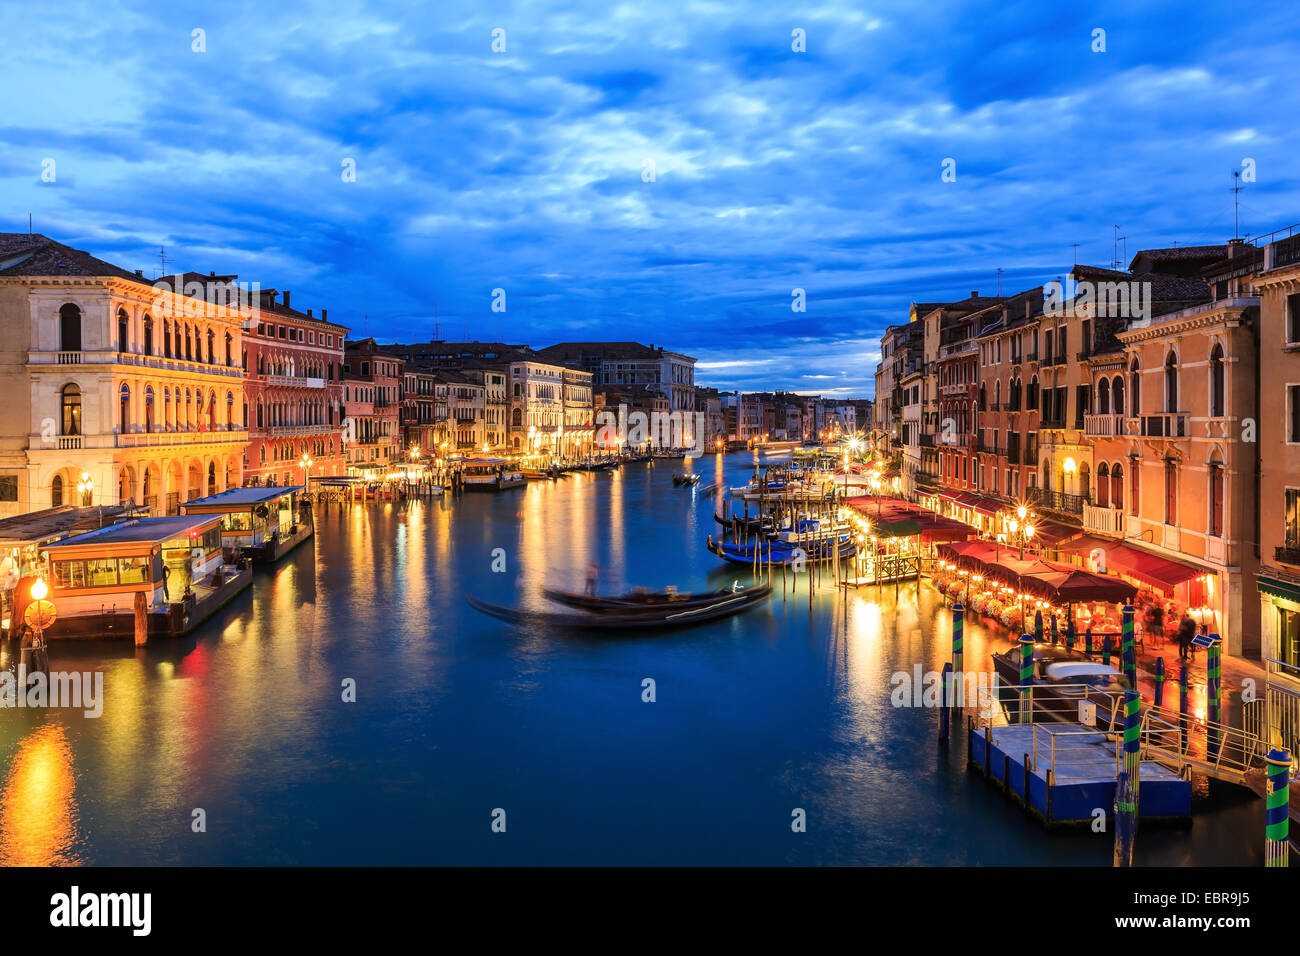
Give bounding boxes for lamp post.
[77,471,93,506]
[25,577,53,672]
[299,453,313,485]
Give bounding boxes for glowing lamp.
[30,578,47,601]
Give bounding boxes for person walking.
[1177,612,1196,661]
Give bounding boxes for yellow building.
[0,235,248,517]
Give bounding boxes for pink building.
[241,289,348,486]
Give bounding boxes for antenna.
[1071,242,1080,266]
[996,267,1004,296]
[28,213,32,235]
[1232,169,1243,239]
[157,246,169,279]
[1111,226,1127,271]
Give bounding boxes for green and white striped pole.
[1085,625,1093,657]
[1114,770,1136,867]
[1123,688,1141,807]
[1121,605,1137,690]
[1265,748,1291,868]
[1207,636,1222,759]
[1034,609,1043,644]
[1179,663,1190,754]
[1019,635,1034,724]
[1050,613,1059,646]
[952,602,965,692]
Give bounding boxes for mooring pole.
[1018,635,1034,724]
[1154,657,1165,709]
[1121,605,1137,690]
[1113,770,1136,867]
[1179,663,1190,754]
[1207,636,1222,760]
[1266,748,1291,868]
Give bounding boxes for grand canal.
[0,454,1264,865]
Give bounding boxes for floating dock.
[968,721,1192,826]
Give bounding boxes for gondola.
[713,510,770,532]
[990,643,1131,727]
[706,533,856,566]
[467,584,771,631]
[672,473,700,486]
[542,584,746,612]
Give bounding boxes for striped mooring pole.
[1121,605,1137,690]
[1050,613,1058,646]
[1085,625,1093,657]
[939,661,952,742]
[1066,619,1076,653]
[1102,633,1112,668]
[1113,770,1136,867]
[1207,636,1222,759]
[1123,688,1141,807]
[1265,748,1291,867]
[1019,635,1034,724]
[1154,657,1165,709]
[1034,610,1043,643]
[952,603,965,685]
[1179,664,1190,754]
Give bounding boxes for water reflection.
[0,723,82,866]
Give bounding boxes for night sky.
[3,0,1297,397]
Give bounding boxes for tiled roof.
[0,233,147,282]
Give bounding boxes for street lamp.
[76,471,93,506]
[299,453,313,487]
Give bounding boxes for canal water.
[0,454,1264,865]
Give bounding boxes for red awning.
[1103,544,1208,594]
[1032,519,1084,547]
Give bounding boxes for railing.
[1083,413,1125,437]
[1028,486,1085,515]
[58,436,82,450]
[57,351,82,364]
[1083,503,1125,535]
[116,428,247,448]
[1131,412,1189,438]
[940,339,977,358]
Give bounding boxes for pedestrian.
[585,562,599,596]
[1177,612,1196,661]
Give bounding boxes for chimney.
[135,269,143,277]
[283,291,291,309]
[1227,237,1244,259]
[971,290,979,298]
[209,271,215,277]
[321,309,327,322]
[307,308,314,318]
[1025,300,1032,318]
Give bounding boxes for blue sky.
[3,0,1298,398]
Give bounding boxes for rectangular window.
[87,558,118,588]
[1290,386,1300,443]
[52,559,87,589]
[1131,461,1141,517]
[1164,460,1177,525]
[117,555,151,585]
[1286,489,1300,549]
[1279,607,1300,670]
[1287,293,1300,343]
[1209,466,1224,538]
[0,475,16,501]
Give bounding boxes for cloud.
[2,0,1298,399]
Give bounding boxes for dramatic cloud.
[3,0,1298,397]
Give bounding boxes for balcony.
[116,428,247,448]
[1130,412,1189,439]
[32,349,243,379]
[1028,486,1085,515]
[1083,503,1125,536]
[1083,413,1126,437]
[940,339,977,358]
[1276,545,1300,566]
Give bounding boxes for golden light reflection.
[0,723,82,866]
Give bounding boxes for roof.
[1129,245,1229,274]
[534,341,697,363]
[46,515,221,548]
[183,486,303,507]
[0,505,137,546]
[0,233,148,282]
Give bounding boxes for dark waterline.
[0,454,1263,865]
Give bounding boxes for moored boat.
[672,473,700,486]
[706,533,856,565]
[542,584,746,612]
[461,458,526,491]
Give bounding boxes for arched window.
[227,392,235,429]
[117,308,129,352]
[1164,459,1177,525]
[979,383,986,411]
[185,325,193,361]
[173,321,182,358]
[59,303,82,352]
[257,402,264,428]
[51,474,64,507]
[1079,462,1091,502]
[119,384,130,433]
[1110,463,1124,512]
[208,462,217,496]
[1097,462,1110,507]
[164,387,172,429]
[163,319,172,358]
[512,408,522,427]
[208,390,217,430]
[145,385,155,433]
[1164,352,1178,412]
[1112,375,1125,416]
[225,333,233,366]
[1210,343,1225,417]
[1028,374,1039,410]
[143,315,154,356]
[207,330,216,365]
[1129,459,1140,517]
[61,384,81,435]
[1129,359,1141,417]
[1097,378,1110,414]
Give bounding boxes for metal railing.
[1083,413,1125,437]
[1028,486,1085,515]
